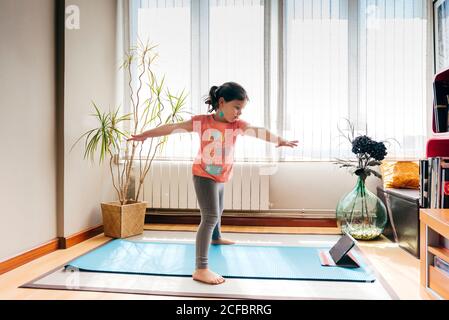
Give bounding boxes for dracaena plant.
[71,40,189,205]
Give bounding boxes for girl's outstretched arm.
[127,119,193,142]
[243,125,298,148]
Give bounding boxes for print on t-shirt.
[203,129,224,176]
[191,114,248,183]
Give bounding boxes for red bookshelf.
[427,67,449,158]
[421,68,449,300]
[426,138,449,158]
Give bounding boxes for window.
[129,0,428,161]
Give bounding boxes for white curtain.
[283,0,427,161]
[283,0,350,161]
[127,0,196,161]
[209,0,271,162]
[359,0,427,159]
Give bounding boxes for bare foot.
[192,268,225,285]
[211,238,235,245]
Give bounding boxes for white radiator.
[137,161,270,211]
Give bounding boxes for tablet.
[328,233,359,267]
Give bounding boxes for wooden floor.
[0,224,432,300]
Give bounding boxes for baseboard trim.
[146,214,337,228]
[0,224,104,276]
[0,239,59,276]
[58,224,104,249]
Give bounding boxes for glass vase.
[336,177,387,240]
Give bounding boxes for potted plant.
[71,41,189,238]
[334,119,389,240]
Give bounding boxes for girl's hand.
[276,139,299,148]
[127,134,147,142]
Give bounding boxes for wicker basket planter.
[101,201,147,238]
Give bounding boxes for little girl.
[128,82,298,285]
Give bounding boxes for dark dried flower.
[370,142,387,161]
[352,135,374,154]
[336,120,388,181]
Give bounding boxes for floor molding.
[0,224,104,276]
[58,224,104,249]
[0,239,59,276]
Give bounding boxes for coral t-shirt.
[191,114,249,183]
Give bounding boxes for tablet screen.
[329,233,356,263]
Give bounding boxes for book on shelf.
[442,167,449,209]
[434,256,449,277]
[434,104,448,133]
[433,81,449,133]
[420,159,429,208]
[420,157,449,209]
[431,157,441,208]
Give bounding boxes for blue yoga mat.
[65,240,376,283]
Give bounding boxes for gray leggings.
[193,175,224,269]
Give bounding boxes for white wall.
[0,0,120,262]
[269,162,382,213]
[0,0,57,261]
[64,0,118,237]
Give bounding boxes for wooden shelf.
[420,209,449,300]
[429,266,449,299]
[428,246,449,264]
[419,209,449,236]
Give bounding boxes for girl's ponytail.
[205,86,220,112]
[204,82,249,113]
